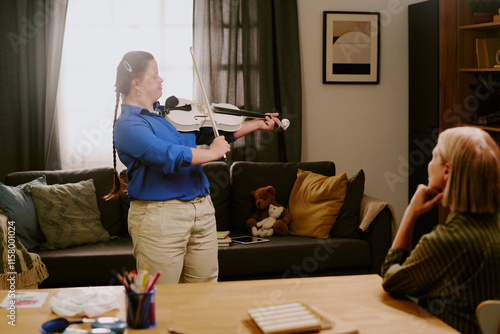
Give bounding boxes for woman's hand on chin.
[409,184,444,216]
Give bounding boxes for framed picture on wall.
[323,11,380,84]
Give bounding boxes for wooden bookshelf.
[459,21,500,30]
[470,124,500,131]
[438,0,459,132]
[455,0,500,134]
[459,67,500,72]
[434,0,500,226]
[409,1,499,227]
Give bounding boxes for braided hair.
[104,51,154,200]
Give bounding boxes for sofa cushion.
[25,179,110,250]
[218,234,371,279]
[288,170,348,239]
[330,169,365,238]
[0,176,47,250]
[202,162,231,231]
[36,236,135,288]
[6,167,123,236]
[230,161,336,233]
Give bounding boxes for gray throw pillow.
[330,169,365,238]
[25,179,110,249]
[0,176,47,250]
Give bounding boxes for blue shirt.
[114,103,234,201]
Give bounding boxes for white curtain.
[57,0,193,170]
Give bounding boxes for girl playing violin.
[106,51,278,284]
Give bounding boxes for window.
[57,0,193,169]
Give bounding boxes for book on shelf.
[473,37,500,68]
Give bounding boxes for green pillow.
[24,179,110,250]
[0,176,47,250]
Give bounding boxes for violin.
[163,95,290,132]
[162,47,289,136]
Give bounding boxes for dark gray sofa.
[4,161,394,288]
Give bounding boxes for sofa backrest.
[5,167,123,236]
[5,161,337,236]
[229,161,336,232]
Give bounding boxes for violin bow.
[189,47,222,140]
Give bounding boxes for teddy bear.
[246,185,292,236]
[251,204,284,237]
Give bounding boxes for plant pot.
[474,12,494,24]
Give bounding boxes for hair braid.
[103,51,154,201]
[103,92,127,200]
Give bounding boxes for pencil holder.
[125,288,156,329]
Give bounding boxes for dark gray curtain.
[193,0,301,162]
[0,0,67,182]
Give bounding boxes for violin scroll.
[280,118,290,130]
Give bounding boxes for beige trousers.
[128,196,218,284]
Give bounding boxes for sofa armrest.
[0,210,49,288]
[358,195,396,275]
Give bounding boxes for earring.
[136,90,141,97]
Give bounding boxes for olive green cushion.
[25,179,110,250]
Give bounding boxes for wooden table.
[0,274,458,333]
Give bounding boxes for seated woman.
[381,126,500,334]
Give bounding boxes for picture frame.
[323,11,380,84]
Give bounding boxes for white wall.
[297,0,415,225]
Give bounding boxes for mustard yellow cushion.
[288,169,348,238]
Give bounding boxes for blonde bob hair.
[436,126,500,213]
